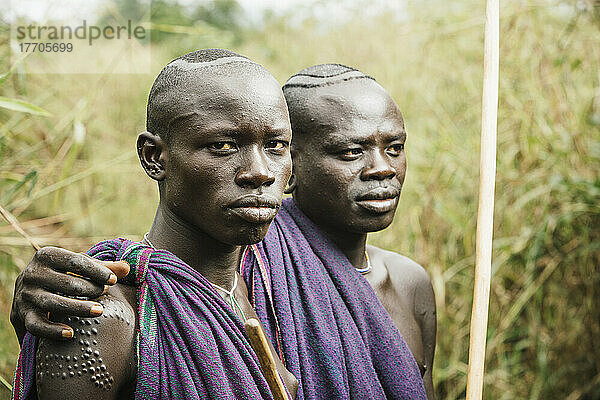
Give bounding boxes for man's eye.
[266,141,287,150]
[386,143,405,155]
[340,148,363,159]
[209,142,236,151]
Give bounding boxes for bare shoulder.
[368,245,437,397]
[368,245,431,289]
[367,245,435,319]
[36,284,137,399]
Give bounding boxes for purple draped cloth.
[241,198,427,400]
[13,239,279,400]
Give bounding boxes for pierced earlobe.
[284,173,296,194]
[148,165,163,178]
[137,131,166,181]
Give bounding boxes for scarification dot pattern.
[36,297,132,392]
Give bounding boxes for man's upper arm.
[35,290,136,399]
[413,269,436,399]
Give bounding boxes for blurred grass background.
[0,0,599,398]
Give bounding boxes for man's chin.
[229,223,272,245]
[348,213,395,233]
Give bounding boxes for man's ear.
[285,146,298,194]
[137,131,166,181]
[284,174,296,194]
[284,167,296,194]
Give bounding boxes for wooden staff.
[244,318,289,400]
[465,0,500,399]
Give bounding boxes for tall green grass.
[0,1,598,399]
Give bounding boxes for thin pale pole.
[466,0,499,399]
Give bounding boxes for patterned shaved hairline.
[283,63,375,90]
[146,49,262,141]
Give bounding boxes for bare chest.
[366,273,426,375]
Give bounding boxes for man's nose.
[235,147,276,189]
[360,150,396,181]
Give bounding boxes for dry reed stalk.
[0,204,40,251]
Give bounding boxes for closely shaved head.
[146,49,271,142]
[283,63,374,89]
[282,63,406,234]
[282,64,376,140]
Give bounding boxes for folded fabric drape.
[241,198,426,400]
[13,239,279,400]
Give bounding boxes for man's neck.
[310,219,368,269]
[145,203,242,290]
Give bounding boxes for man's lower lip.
[355,198,398,213]
[229,207,278,223]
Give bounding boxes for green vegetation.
[1,1,598,399]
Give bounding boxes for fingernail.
[107,273,117,285]
[102,285,109,295]
[62,329,74,338]
[90,304,103,316]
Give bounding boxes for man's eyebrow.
[389,130,407,142]
[203,129,241,138]
[325,131,406,146]
[376,129,407,142]
[324,135,359,147]
[168,112,242,135]
[264,127,291,137]
[168,111,199,130]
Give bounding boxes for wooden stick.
[244,318,289,400]
[465,0,500,399]
[0,204,41,251]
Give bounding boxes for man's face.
[161,66,292,245]
[291,79,406,234]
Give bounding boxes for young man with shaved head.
[12,49,298,399]
[290,64,436,396]
[11,61,433,399]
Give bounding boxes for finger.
[100,260,130,281]
[11,273,27,343]
[32,267,106,298]
[35,247,117,285]
[24,310,75,340]
[22,289,104,317]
